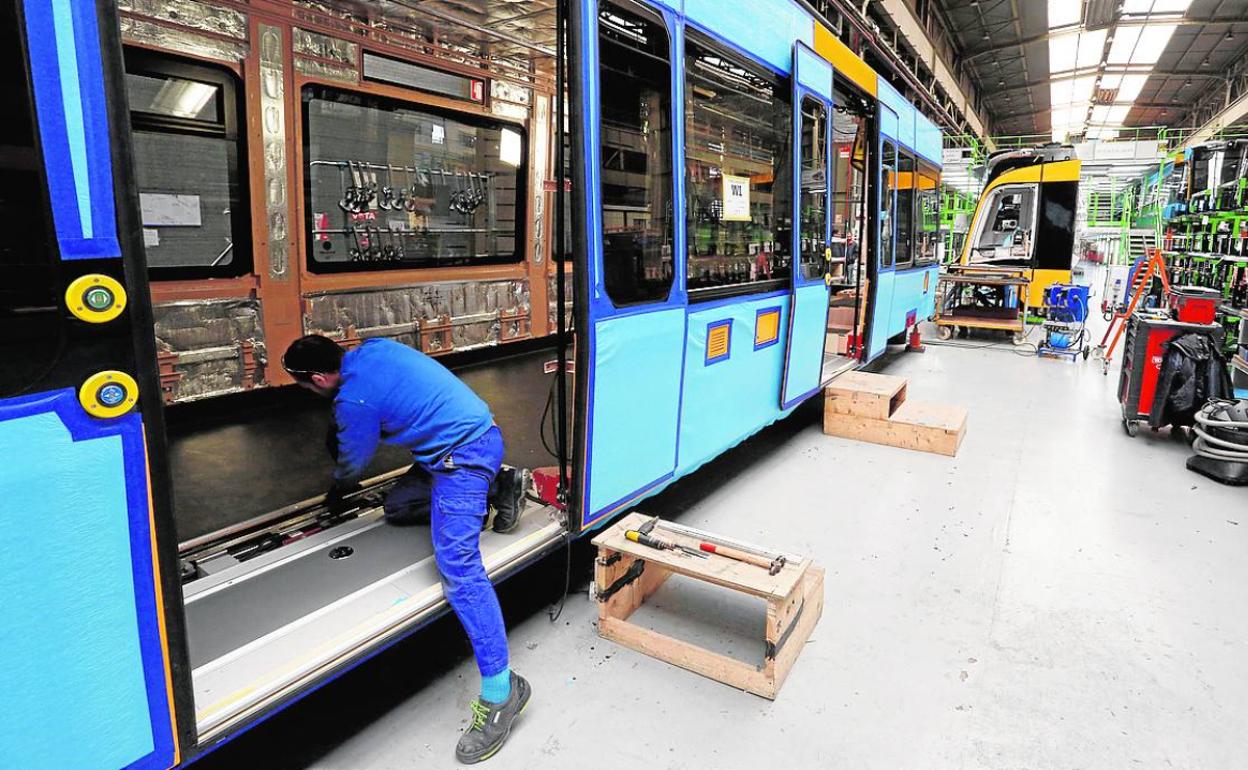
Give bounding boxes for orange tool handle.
[699,542,774,569]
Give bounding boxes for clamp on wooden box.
[591,512,823,700]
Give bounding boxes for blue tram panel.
[578,0,943,528]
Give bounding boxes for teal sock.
[480,669,511,704]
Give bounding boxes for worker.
[282,334,531,764]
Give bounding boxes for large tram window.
[894,152,914,269]
[970,185,1037,263]
[915,165,940,265]
[598,0,674,305]
[304,87,525,272]
[684,34,792,298]
[798,96,828,282]
[1034,181,1077,271]
[0,0,60,396]
[830,98,867,286]
[880,141,895,268]
[124,50,250,277]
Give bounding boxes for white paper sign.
[140,193,202,227]
[142,228,160,247]
[721,174,751,222]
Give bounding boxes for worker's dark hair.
[282,335,344,382]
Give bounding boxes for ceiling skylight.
[1046,0,1185,141]
[1048,0,1081,29]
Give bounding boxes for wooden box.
[592,513,823,700]
[823,371,967,457]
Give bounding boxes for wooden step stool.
[823,371,967,456]
[591,512,823,699]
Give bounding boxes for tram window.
[1034,181,1077,271]
[894,152,914,269]
[304,87,525,272]
[880,141,895,268]
[915,166,940,265]
[830,98,867,286]
[970,185,1037,262]
[0,0,61,396]
[684,34,792,298]
[124,50,251,277]
[797,97,828,282]
[598,0,674,305]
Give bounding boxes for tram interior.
[121,0,568,736]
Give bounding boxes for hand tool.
[625,518,708,558]
[698,542,786,575]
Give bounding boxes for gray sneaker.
[455,672,532,764]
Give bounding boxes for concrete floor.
[197,322,1248,770]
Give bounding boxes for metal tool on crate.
[652,519,791,574]
[624,517,708,559]
[697,541,786,575]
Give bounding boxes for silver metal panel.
[185,518,434,668]
[191,504,563,737]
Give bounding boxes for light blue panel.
[782,283,830,406]
[867,269,897,359]
[684,0,813,73]
[888,266,940,337]
[587,309,685,516]
[879,107,899,143]
[0,408,153,768]
[877,79,915,148]
[677,295,792,473]
[648,0,683,10]
[795,44,832,98]
[916,114,943,166]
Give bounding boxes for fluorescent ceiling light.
[1048,0,1082,28]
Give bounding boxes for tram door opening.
[824,88,870,376]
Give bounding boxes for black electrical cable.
[548,0,573,624]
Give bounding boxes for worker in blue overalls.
[283,334,531,764]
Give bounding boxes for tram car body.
[0,0,941,766]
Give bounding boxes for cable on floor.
[1191,399,1248,463]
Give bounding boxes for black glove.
[325,480,361,514]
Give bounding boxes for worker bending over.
[283,334,530,764]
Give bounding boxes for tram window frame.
[598,0,675,307]
[683,32,793,302]
[797,95,829,283]
[894,150,915,269]
[880,140,896,269]
[914,161,940,266]
[968,183,1038,263]
[123,48,252,280]
[302,85,528,274]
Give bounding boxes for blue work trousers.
[391,426,509,678]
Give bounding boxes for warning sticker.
[721,174,751,222]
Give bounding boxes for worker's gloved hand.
[325,480,361,514]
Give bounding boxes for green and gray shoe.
[455,672,532,764]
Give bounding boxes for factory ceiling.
[929,0,1248,141]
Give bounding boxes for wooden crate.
[825,370,908,420]
[823,371,967,456]
[591,512,824,700]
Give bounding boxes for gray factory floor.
[197,321,1248,770]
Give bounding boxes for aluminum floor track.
[186,501,563,738]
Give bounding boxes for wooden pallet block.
[591,512,824,700]
[823,398,967,456]
[824,370,908,419]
